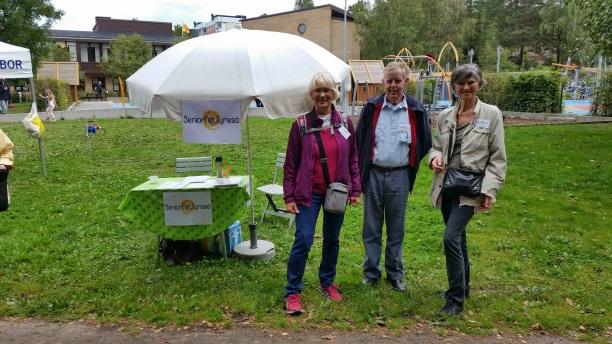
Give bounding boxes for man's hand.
[431,156,445,173]
[479,195,493,211]
[349,196,361,206]
[286,202,299,214]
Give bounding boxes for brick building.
[241,4,360,62]
[49,17,175,93]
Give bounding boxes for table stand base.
[234,240,275,261]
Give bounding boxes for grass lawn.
[0,119,609,341]
[7,102,32,114]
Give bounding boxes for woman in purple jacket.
[282,72,361,315]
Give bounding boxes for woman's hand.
[349,196,361,206]
[0,165,6,171]
[286,202,299,214]
[431,156,445,173]
[479,195,493,211]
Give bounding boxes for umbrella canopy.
[0,41,33,79]
[127,29,351,119]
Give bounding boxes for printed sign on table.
[163,191,212,226]
[182,100,241,144]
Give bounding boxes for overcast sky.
[50,0,359,31]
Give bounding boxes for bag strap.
[313,131,331,186]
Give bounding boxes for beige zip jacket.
[0,128,13,168]
[428,99,506,210]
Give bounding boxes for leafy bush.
[36,77,71,111]
[593,72,612,116]
[479,73,511,107]
[479,72,563,113]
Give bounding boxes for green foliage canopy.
[0,0,63,73]
[101,34,153,81]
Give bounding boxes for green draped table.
[119,176,250,240]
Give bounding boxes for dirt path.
[0,318,590,344]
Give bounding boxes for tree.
[0,0,63,73]
[46,43,70,62]
[101,34,153,81]
[568,0,612,56]
[294,0,314,10]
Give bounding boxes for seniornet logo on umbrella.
[182,100,241,144]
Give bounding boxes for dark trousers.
[0,171,8,211]
[285,193,344,296]
[441,191,474,305]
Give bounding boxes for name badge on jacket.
[475,119,490,129]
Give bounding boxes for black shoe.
[362,277,379,286]
[439,300,463,316]
[387,279,406,291]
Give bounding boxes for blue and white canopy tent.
[0,41,46,176]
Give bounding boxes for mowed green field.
[0,118,609,341]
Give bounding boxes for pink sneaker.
[285,294,304,315]
[319,284,342,301]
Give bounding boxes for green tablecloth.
[119,176,250,240]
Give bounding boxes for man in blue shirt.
[356,62,432,291]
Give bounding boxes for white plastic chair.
[256,153,294,226]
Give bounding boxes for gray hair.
[451,63,485,88]
[308,72,339,101]
[383,61,409,80]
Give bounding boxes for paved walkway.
[0,318,589,344]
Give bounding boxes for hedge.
[479,71,563,113]
[593,72,612,117]
[35,78,71,111]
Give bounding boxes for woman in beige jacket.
[428,64,507,316]
[0,128,14,211]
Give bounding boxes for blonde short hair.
[308,72,339,101]
[383,61,409,80]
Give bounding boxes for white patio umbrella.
[127,29,351,259]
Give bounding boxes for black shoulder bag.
[442,124,483,198]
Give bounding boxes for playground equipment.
[381,41,460,110]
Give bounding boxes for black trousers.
[0,170,8,211]
[441,191,474,305]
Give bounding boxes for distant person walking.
[428,64,507,316]
[0,80,10,114]
[39,89,56,121]
[94,81,105,100]
[0,128,14,212]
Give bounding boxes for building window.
[113,78,120,92]
[87,47,96,62]
[67,42,77,62]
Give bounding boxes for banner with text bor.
[182,100,241,144]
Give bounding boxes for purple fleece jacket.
[283,108,361,207]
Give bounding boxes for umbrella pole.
[233,111,275,260]
[245,111,257,248]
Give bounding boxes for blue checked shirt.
[373,96,411,167]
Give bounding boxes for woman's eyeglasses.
[313,88,334,95]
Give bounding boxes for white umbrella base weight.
[234,240,275,261]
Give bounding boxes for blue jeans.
[285,193,345,296]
